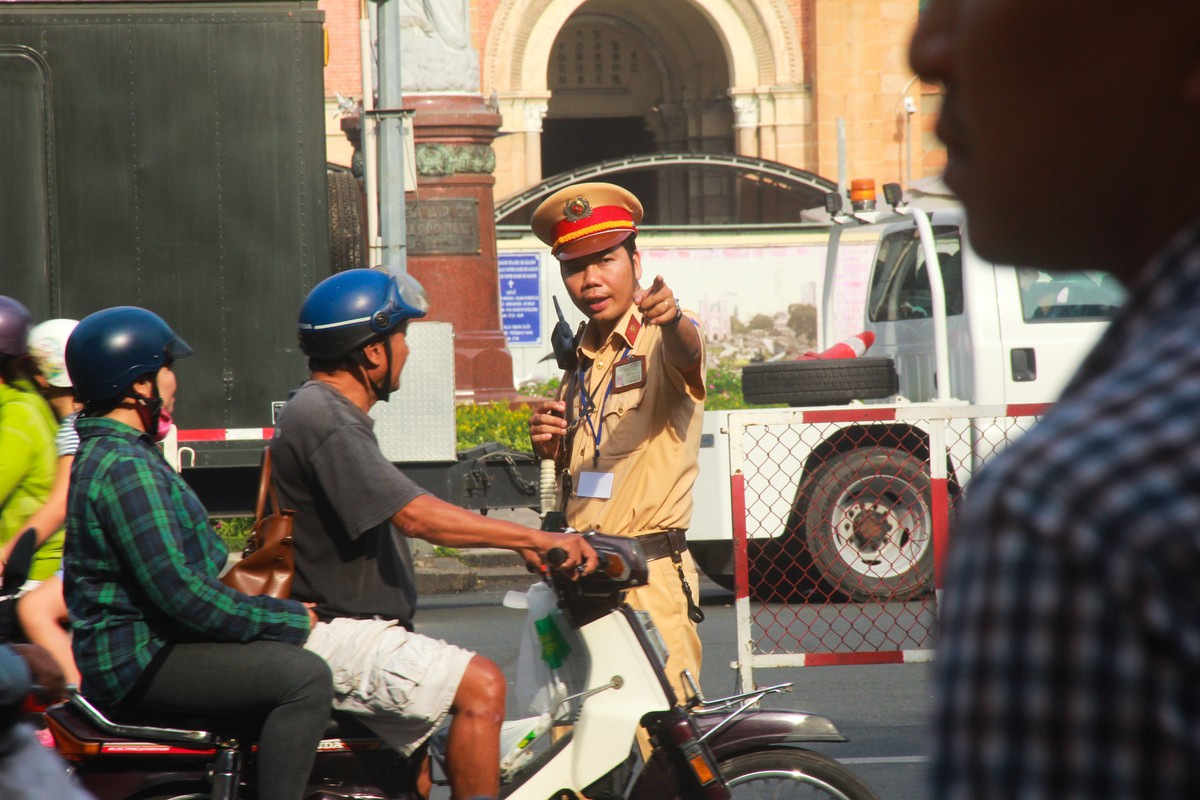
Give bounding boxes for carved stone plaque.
[405,198,480,255]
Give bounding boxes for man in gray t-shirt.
[272,379,421,625]
[274,268,596,800]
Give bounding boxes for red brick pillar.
[403,94,514,401]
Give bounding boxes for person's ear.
[129,375,154,399]
[360,341,384,369]
[632,250,642,283]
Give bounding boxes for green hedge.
[454,361,755,450]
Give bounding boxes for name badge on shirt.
[576,471,614,499]
[612,355,646,393]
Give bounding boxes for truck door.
[865,223,970,401]
[992,265,1124,404]
[0,47,54,317]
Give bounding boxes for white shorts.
[304,617,475,756]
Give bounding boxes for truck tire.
[800,446,934,601]
[741,358,898,407]
[328,168,365,272]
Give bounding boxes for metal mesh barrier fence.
[729,403,1047,689]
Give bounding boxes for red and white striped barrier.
[175,428,275,443]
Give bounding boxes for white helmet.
[28,318,79,388]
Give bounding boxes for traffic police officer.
[529,183,707,699]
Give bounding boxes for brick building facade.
[318,0,944,207]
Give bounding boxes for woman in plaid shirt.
[63,307,333,800]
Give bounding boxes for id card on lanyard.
[573,343,634,493]
[577,470,614,499]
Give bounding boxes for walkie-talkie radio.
[550,296,579,372]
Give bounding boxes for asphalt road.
[414,577,934,799]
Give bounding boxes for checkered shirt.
[932,221,1200,799]
[64,417,309,706]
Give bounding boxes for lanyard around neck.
[576,343,631,469]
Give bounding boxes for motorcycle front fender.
[629,708,847,799]
[694,708,846,759]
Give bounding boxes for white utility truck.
[687,183,1125,599]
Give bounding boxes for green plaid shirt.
[64,417,309,705]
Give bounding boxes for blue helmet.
[298,268,428,361]
[66,307,194,402]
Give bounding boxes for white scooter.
[45,533,880,799]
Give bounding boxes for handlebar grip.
[546,547,568,567]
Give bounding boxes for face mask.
[153,407,174,442]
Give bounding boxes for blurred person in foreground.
[0,643,92,799]
[910,1,1200,797]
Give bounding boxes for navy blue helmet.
[66,307,193,402]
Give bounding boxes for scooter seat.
[74,694,262,743]
[75,694,382,745]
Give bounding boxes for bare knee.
[451,655,505,720]
[17,589,50,628]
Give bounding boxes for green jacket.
[0,381,62,580]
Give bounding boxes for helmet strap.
[126,376,163,434]
[352,336,394,404]
[373,336,394,403]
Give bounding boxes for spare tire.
[741,358,898,407]
[328,168,366,273]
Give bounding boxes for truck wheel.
[328,168,365,272]
[801,446,934,601]
[741,358,898,407]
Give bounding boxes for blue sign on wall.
[498,253,542,345]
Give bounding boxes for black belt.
[633,529,704,624]
[635,529,688,562]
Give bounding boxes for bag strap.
[254,447,275,525]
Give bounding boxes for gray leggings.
[134,640,333,800]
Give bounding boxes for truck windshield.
[1017,268,1125,322]
[867,226,963,322]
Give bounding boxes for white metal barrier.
[728,402,1048,690]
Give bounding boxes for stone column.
[403,98,513,401]
[731,92,761,157]
[399,1,514,400]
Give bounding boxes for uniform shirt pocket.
[599,386,646,460]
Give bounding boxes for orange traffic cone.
[797,331,875,360]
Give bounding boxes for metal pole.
[836,118,847,203]
[905,104,914,186]
[359,0,379,263]
[912,207,952,401]
[375,0,408,273]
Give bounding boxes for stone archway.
[484,0,807,202]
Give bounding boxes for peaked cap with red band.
[531,182,643,262]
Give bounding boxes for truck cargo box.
[0,0,329,469]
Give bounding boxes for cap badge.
[563,196,592,223]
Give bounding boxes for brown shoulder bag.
[220,447,295,598]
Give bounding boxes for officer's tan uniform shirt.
[560,304,705,534]
[558,302,706,700]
